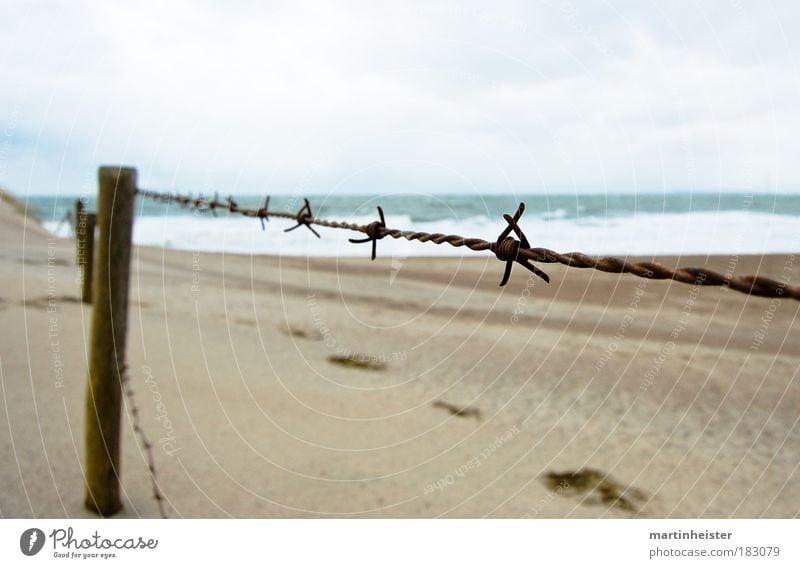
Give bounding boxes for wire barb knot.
[492,203,550,287]
[257,196,271,230]
[207,192,222,217]
[348,206,387,260]
[284,198,320,238]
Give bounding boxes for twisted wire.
[135,188,798,301]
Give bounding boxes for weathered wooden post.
[84,166,136,516]
[76,205,96,304]
[83,214,96,303]
[74,199,84,236]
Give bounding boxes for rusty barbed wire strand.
[135,188,799,301]
[122,369,168,519]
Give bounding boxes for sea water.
[29,192,800,257]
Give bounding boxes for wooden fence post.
[76,207,96,304]
[84,166,136,516]
[74,199,84,237]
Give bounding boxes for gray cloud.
[1,0,798,195]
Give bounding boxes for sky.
[1,0,799,196]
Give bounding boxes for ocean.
[29,192,800,257]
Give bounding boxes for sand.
[0,195,798,518]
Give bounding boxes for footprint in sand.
[543,467,647,514]
[431,400,483,421]
[278,323,323,341]
[327,354,387,371]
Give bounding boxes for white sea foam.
[44,210,799,257]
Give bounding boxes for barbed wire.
[135,188,799,301]
[122,368,168,519]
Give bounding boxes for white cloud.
[1,0,799,195]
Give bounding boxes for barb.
[226,195,239,213]
[490,203,550,286]
[284,198,320,238]
[348,206,387,260]
[257,196,270,230]
[134,188,799,302]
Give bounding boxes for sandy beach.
[1,194,798,519]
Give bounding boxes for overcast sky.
[2,1,799,196]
